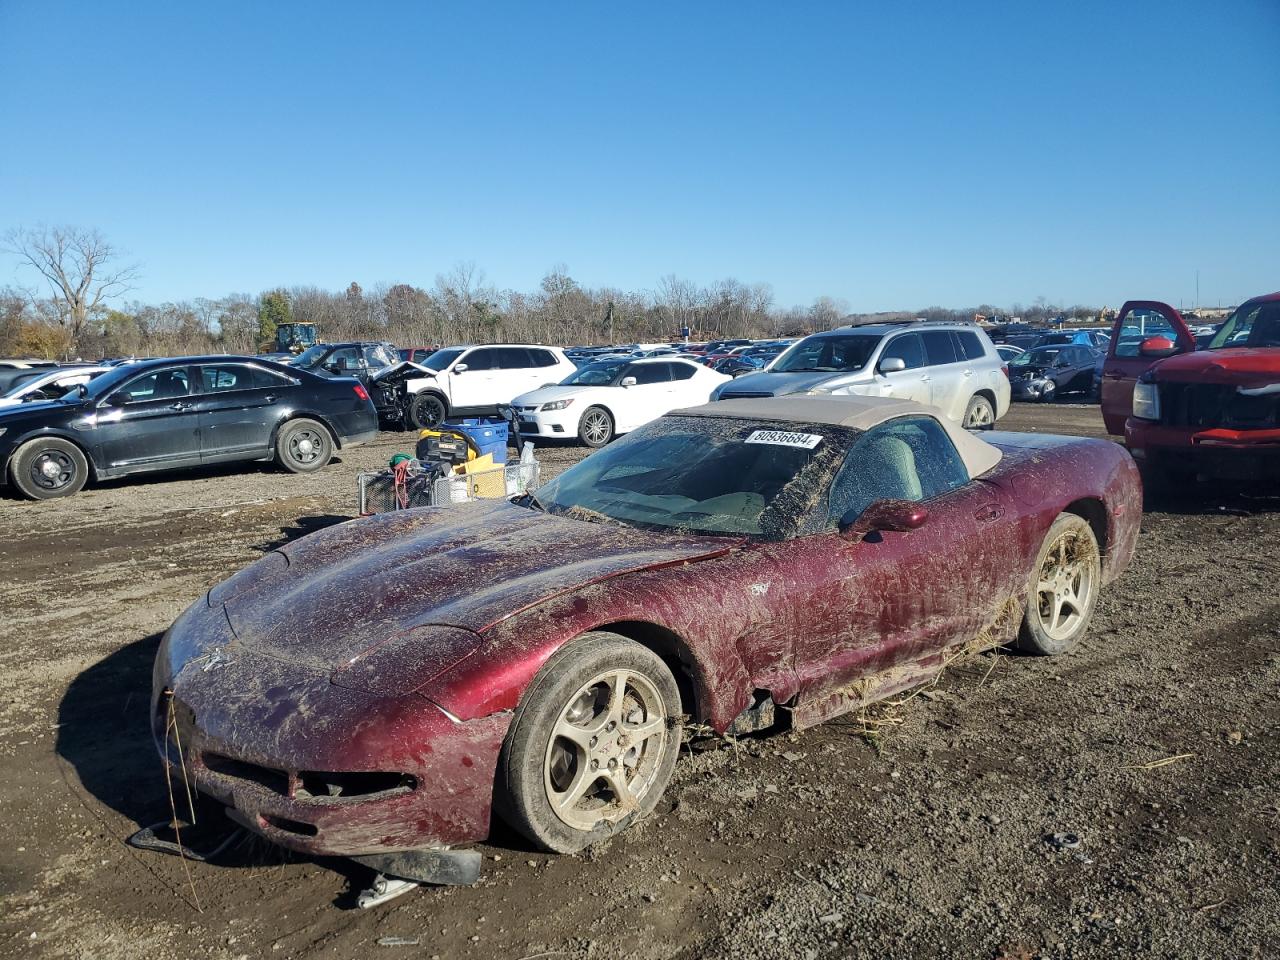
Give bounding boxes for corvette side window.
[827,417,969,526]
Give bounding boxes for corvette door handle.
[975,504,1004,522]
[169,401,192,411]
[264,394,278,402]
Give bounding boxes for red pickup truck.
[1099,292,1280,484]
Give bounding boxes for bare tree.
[4,225,139,345]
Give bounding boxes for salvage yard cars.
[151,394,1139,896]
[511,356,730,447]
[1100,292,1280,484]
[0,356,378,499]
[713,321,1010,429]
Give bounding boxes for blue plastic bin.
[445,416,509,464]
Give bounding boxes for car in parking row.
[713,321,1010,429]
[511,356,729,447]
[0,356,378,499]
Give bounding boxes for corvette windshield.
[771,335,880,374]
[537,415,854,538]
[563,360,627,386]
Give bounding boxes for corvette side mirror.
[620,376,637,387]
[453,363,469,374]
[839,498,929,539]
[877,357,907,374]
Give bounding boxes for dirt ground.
[1,402,1277,960]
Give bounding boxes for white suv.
[402,344,577,429]
[712,322,1010,428]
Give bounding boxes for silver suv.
[711,322,1011,428]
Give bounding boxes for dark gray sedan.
[0,356,378,500]
[1008,345,1101,402]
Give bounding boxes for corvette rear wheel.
[497,633,682,853]
[1016,513,1100,656]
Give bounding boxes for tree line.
[1,225,1104,361]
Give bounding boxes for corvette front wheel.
[497,633,682,853]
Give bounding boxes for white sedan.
[0,365,113,408]
[512,357,730,447]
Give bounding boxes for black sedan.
[1008,345,1101,402]
[0,356,378,500]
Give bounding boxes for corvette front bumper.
[153,617,511,857]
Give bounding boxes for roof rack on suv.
[840,318,978,330]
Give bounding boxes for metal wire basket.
[358,459,540,516]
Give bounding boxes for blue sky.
[1,1,1276,312]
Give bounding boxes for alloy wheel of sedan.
[543,669,670,832]
[578,407,614,447]
[1017,513,1100,655]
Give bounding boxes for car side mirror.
[877,357,907,374]
[839,498,929,539]
[1138,336,1180,358]
[620,376,637,387]
[99,392,124,408]
[453,363,469,374]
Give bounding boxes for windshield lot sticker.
[745,430,823,449]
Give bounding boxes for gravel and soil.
[0,402,1277,960]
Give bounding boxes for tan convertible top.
[674,394,1003,478]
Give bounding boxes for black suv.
[0,356,378,500]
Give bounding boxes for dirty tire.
[962,394,996,429]
[497,632,682,853]
[1016,512,1101,656]
[10,437,89,500]
[578,406,614,448]
[275,418,334,473]
[407,392,447,430]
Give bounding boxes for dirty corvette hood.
[217,500,736,672]
[1151,348,1280,385]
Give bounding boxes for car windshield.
[421,347,464,371]
[292,345,329,369]
[1010,347,1062,367]
[563,360,627,386]
[771,335,881,373]
[536,415,854,538]
[1208,301,1280,350]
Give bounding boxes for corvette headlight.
[1131,382,1160,421]
[540,398,574,412]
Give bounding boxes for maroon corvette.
[151,395,1140,889]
